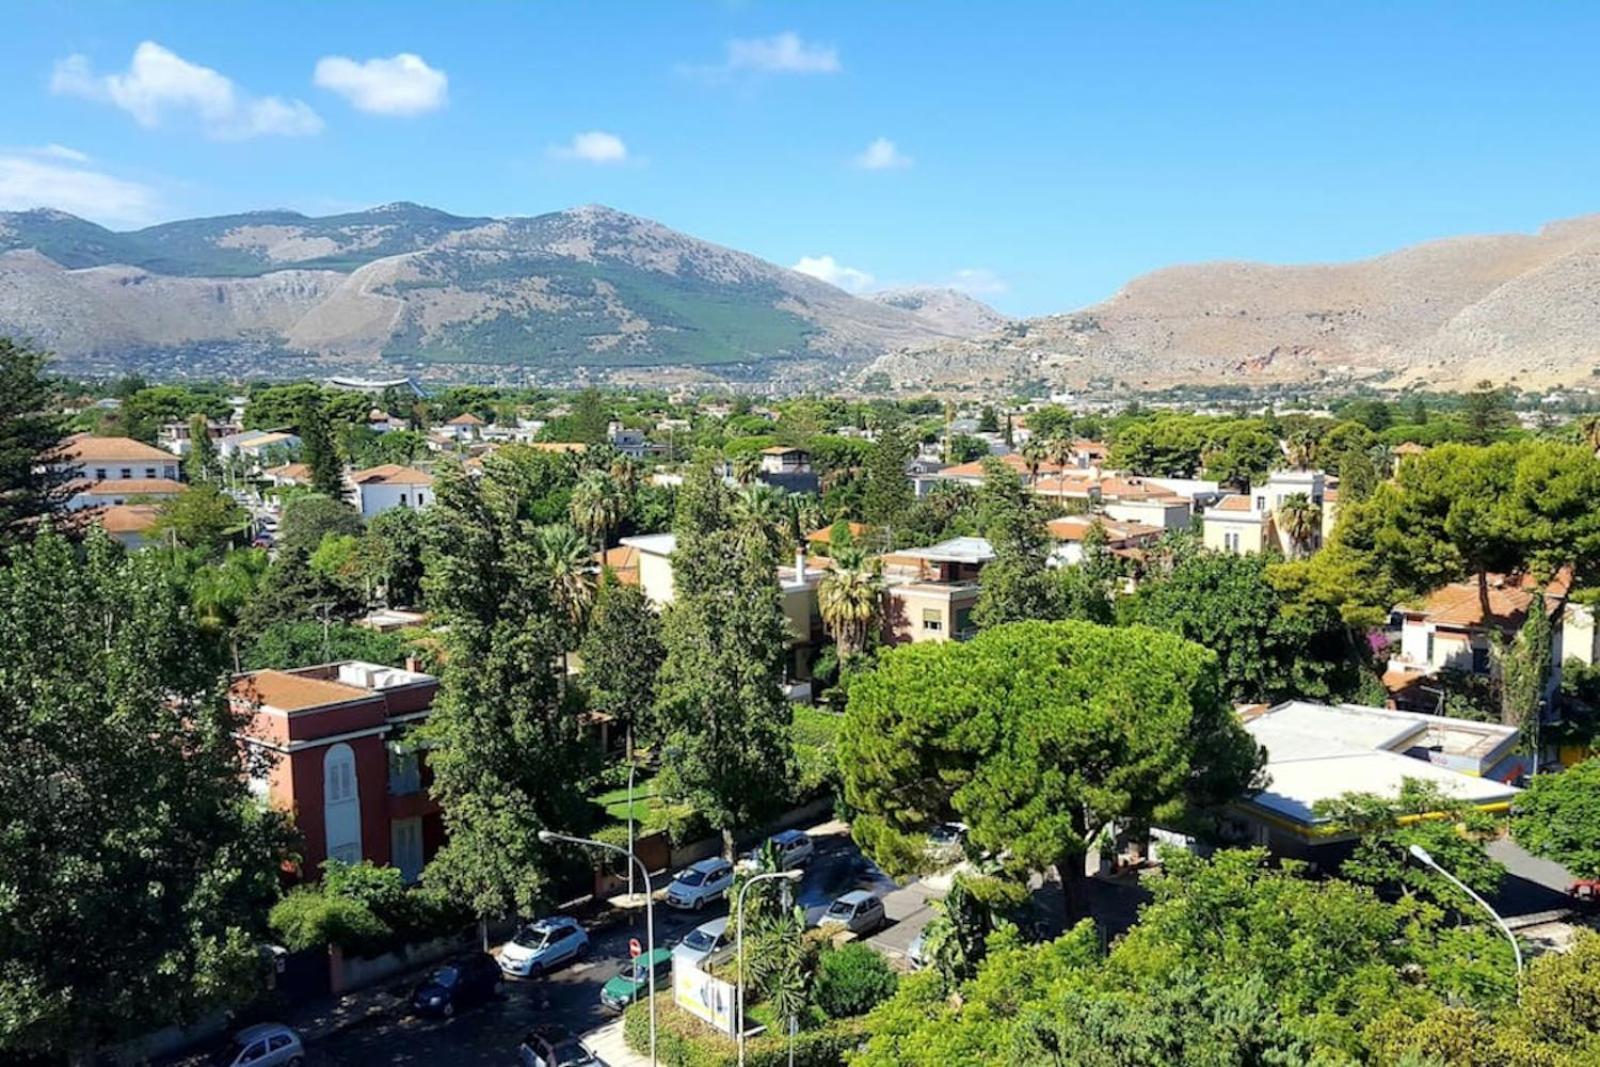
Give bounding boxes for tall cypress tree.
[654,458,794,856]
[184,412,218,484]
[862,428,914,535]
[0,338,67,548]
[297,394,344,498]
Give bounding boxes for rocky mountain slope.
[0,203,982,380]
[866,214,1600,391]
[867,287,1008,337]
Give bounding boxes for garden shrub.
[813,944,898,1019]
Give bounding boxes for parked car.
[904,930,928,971]
[410,953,501,1017]
[925,821,969,863]
[210,1023,303,1067]
[819,890,887,935]
[740,829,815,871]
[665,857,735,910]
[499,915,589,978]
[674,916,732,966]
[518,1024,608,1067]
[600,947,673,1012]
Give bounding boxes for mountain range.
[866,214,1600,392]
[7,202,1600,390]
[0,202,999,383]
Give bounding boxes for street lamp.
[626,757,640,901]
[539,830,657,1067]
[1407,843,1524,997]
[735,868,803,1067]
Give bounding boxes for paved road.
[303,821,936,1065]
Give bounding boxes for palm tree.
[817,550,883,658]
[190,548,269,672]
[1046,434,1077,493]
[608,454,640,495]
[732,453,762,486]
[1285,430,1318,470]
[1578,415,1600,454]
[531,523,596,673]
[1275,492,1322,559]
[731,483,790,557]
[569,469,626,552]
[1019,439,1046,487]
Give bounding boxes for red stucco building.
[232,660,444,882]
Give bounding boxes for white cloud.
[548,131,630,165]
[792,254,875,294]
[36,143,90,163]
[0,154,158,226]
[726,32,840,73]
[313,53,448,115]
[946,268,1009,296]
[854,137,911,170]
[683,31,840,80]
[51,41,322,140]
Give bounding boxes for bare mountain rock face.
[866,214,1600,391]
[0,203,987,380]
[867,287,1009,337]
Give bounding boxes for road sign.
[629,938,642,958]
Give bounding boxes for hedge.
[622,996,867,1067]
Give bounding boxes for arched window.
[323,743,362,865]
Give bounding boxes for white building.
[1230,701,1523,858]
[50,434,182,510]
[348,465,435,519]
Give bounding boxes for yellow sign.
[672,955,737,1036]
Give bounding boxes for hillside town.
[4,333,1600,1067]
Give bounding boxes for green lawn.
[595,772,662,825]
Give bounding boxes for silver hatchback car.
[211,1023,303,1067]
[819,890,887,935]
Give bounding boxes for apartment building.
[232,660,442,883]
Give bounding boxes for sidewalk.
[583,1017,651,1067]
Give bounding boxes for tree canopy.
[839,620,1263,919]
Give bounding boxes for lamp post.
[1407,843,1524,998]
[626,758,639,901]
[539,830,657,1066]
[735,868,803,1067]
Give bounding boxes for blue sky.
[2,1,1599,316]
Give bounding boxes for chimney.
[795,545,807,578]
[404,655,422,674]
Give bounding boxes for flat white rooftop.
[898,536,995,565]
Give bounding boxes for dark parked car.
[410,953,501,1017]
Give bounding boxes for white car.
[819,890,887,935]
[499,916,589,978]
[674,917,732,966]
[665,858,735,911]
[740,829,815,872]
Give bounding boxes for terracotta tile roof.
[266,462,311,483]
[232,669,372,712]
[762,445,806,455]
[57,433,175,464]
[236,432,297,452]
[806,522,870,544]
[445,412,484,425]
[81,478,185,496]
[98,504,161,534]
[1410,571,1570,629]
[1046,515,1164,543]
[595,545,641,585]
[1323,487,1340,502]
[1210,494,1256,513]
[351,464,433,486]
[1394,442,1427,455]
[1096,476,1185,503]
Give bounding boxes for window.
[921,608,943,632]
[324,743,362,865]
[388,744,421,796]
[392,817,424,884]
[94,467,107,480]
[144,467,156,478]
[163,466,176,479]
[268,1034,293,1052]
[1472,645,1491,674]
[1255,496,1266,511]
[120,467,132,479]
[1426,633,1435,664]
[399,493,408,506]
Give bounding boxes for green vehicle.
[599,948,672,1013]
